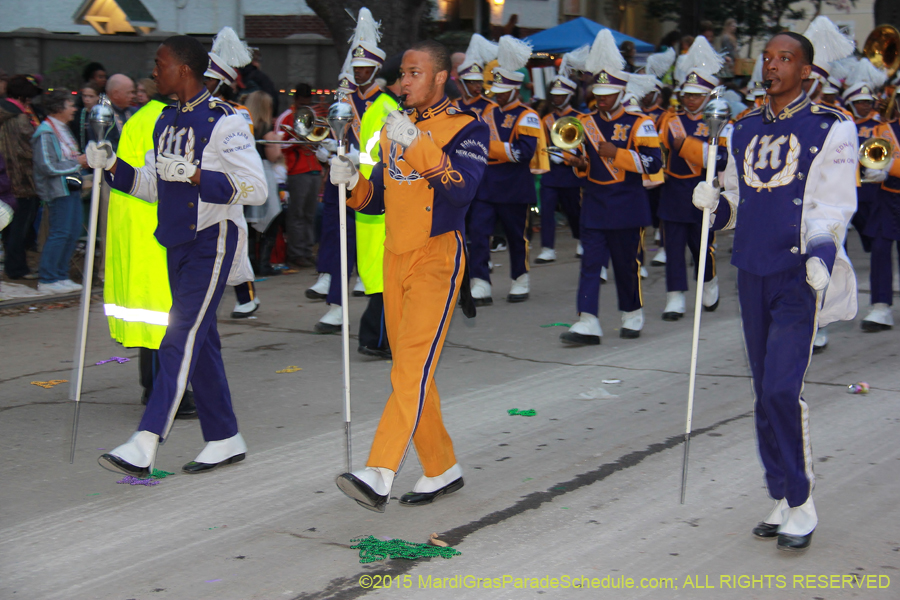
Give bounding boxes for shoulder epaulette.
[447,105,478,122]
[737,106,764,122]
[208,99,237,116]
[811,103,850,122]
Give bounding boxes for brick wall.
[245,15,332,39]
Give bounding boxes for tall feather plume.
[829,56,858,85]
[673,53,689,84]
[683,36,724,77]
[585,29,624,75]
[465,33,498,66]
[845,57,889,89]
[645,47,675,79]
[497,35,533,72]
[559,44,590,78]
[211,27,252,69]
[803,16,855,68]
[750,52,764,83]
[625,73,658,99]
[348,7,382,47]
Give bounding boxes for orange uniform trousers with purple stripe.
[366,230,464,476]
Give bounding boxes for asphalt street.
[1,228,898,600]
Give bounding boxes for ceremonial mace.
[680,91,730,503]
[327,99,355,473]
[69,95,115,463]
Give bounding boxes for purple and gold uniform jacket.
[713,92,858,325]
[457,95,497,122]
[867,120,900,240]
[477,99,541,204]
[541,105,584,189]
[658,109,729,224]
[576,106,662,229]
[855,112,883,207]
[348,96,489,255]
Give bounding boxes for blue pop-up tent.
[524,17,655,54]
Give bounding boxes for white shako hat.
[550,45,589,95]
[348,8,386,69]
[585,29,629,95]
[336,71,358,95]
[745,52,767,101]
[491,35,533,93]
[680,35,724,94]
[623,73,659,113]
[459,34,498,82]
[802,16,855,84]
[842,58,888,104]
[643,47,676,93]
[205,27,253,86]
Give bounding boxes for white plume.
[674,53,689,84]
[750,52,763,84]
[625,73,659,100]
[348,7,382,46]
[497,35,533,72]
[559,44,590,78]
[829,56,858,84]
[211,27,252,69]
[464,33,498,66]
[682,36,724,77]
[845,57,889,90]
[803,16,855,69]
[645,47,675,79]
[585,29,625,75]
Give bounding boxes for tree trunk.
[307,0,430,67]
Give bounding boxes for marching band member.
[313,9,384,333]
[91,36,267,476]
[536,46,587,264]
[456,33,498,119]
[692,31,858,551]
[561,30,662,345]
[469,35,544,304]
[657,37,727,322]
[861,77,900,333]
[331,40,489,512]
[204,27,261,319]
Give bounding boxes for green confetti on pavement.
[508,408,537,417]
[350,536,461,563]
[540,323,572,328]
[150,469,175,479]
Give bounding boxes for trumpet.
[859,136,895,182]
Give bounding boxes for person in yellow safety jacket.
[104,97,195,417]
[354,55,403,359]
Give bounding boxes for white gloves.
[321,139,338,155]
[86,141,116,170]
[156,153,197,183]
[806,256,830,292]
[329,155,359,190]
[315,145,331,164]
[0,199,12,231]
[863,167,888,183]
[384,110,419,148]
[692,181,720,212]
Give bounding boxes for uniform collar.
[553,105,573,116]
[763,91,809,123]
[178,88,211,113]
[409,96,452,122]
[356,84,382,102]
[596,105,625,122]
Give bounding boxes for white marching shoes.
[98,430,159,477]
[353,277,366,297]
[231,296,260,318]
[306,272,331,300]
[600,266,608,282]
[779,497,817,537]
[507,273,529,302]
[314,304,343,334]
[861,303,893,332]
[184,433,248,474]
[470,277,492,306]
[652,247,667,266]
[336,466,395,512]
[662,291,686,321]
[575,242,584,258]
[620,309,643,339]
[560,313,602,346]
[812,326,828,354]
[640,266,649,279]
[535,247,557,263]
[702,276,719,311]
[400,463,465,506]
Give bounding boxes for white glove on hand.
[329,154,359,190]
[692,181,719,212]
[0,199,12,231]
[321,139,338,155]
[806,256,830,292]
[156,153,197,183]
[86,141,116,170]
[863,167,888,183]
[384,110,419,148]
[315,145,331,164]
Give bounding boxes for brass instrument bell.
[863,25,900,121]
[859,136,894,170]
[549,116,585,150]
[290,106,330,143]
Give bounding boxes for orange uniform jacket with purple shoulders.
[347,97,490,255]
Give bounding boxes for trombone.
[544,116,584,161]
[859,136,895,183]
[257,106,332,146]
